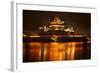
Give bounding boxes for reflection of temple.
[39,16,74,36]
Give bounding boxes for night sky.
[23,10,91,35]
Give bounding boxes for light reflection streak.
[23,42,87,61]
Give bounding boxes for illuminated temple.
[38,16,75,36]
[23,16,89,42]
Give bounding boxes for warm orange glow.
[70,42,75,60]
[23,42,85,61]
[29,43,42,61]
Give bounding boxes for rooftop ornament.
[49,16,64,25]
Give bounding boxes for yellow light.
[23,34,27,37]
[51,35,58,42]
[29,35,40,38]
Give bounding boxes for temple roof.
[49,16,64,25]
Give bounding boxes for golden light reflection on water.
[23,42,88,62]
[66,42,75,60]
[49,42,65,61]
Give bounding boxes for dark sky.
[23,10,91,35]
